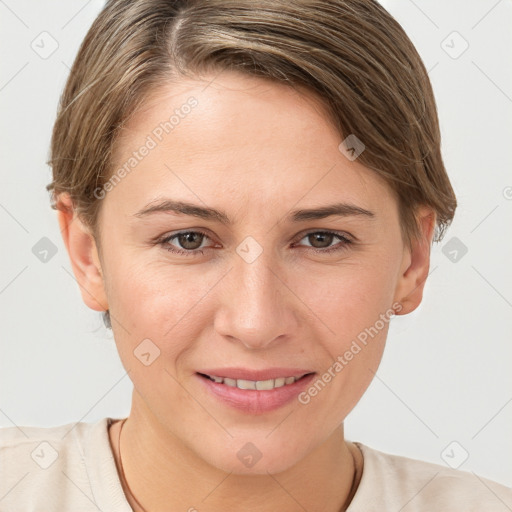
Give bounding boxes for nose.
[213,249,298,350]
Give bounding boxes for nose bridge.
[215,243,294,348]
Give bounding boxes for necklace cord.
[116,418,358,512]
[118,418,149,512]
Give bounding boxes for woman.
[1,0,510,510]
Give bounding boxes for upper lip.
[197,367,314,381]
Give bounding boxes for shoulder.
[349,442,512,511]
[0,417,129,512]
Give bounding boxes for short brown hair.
[48,0,456,248]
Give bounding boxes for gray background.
[1,0,511,487]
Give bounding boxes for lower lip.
[196,373,316,414]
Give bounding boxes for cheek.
[295,255,399,342]
[291,256,398,419]
[103,255,220,381]
[105,253,208,331]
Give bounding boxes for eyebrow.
[133,199,376,224]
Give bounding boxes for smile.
[201,373,308,390]
[196,370,317,413]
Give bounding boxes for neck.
[109,402,362,512]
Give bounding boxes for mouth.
[197,372,313,391]
[195,369,317,414]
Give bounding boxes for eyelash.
[157,229,353,257]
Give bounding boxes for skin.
[58,70,435,512]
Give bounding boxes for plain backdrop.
[1,0,511,487]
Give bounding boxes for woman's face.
[73,70,431,474]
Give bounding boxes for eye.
[294,230,353,254]
[157,229,353,257]
[158,230,212,256]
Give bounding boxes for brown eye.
[307,232,335,249]
[158,230,211,256]
[296,231,353,254]
[176,232,205,250]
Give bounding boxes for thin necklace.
[117,418,358,512]
[343,443,361,510]
[118,418,149,512]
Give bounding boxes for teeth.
[255,379,275,390]
[237,379,257,390]
[206,374,306,390]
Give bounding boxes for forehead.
[107,71,396,222]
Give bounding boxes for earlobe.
[393,207,436,316]
[57,194,108,312]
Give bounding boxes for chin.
[212,453,297,476]
[197,434,310,476]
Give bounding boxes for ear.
[57,193,108,312]
[393,207,436,315]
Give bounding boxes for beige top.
[1,417,511,511]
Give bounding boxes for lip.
[195,369,316,414]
